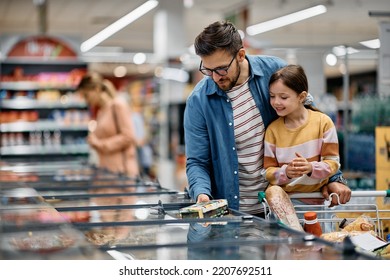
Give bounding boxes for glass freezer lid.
[1,187,46,206]
[75,216,305,248]
[39,189,179,202]
[55,200,239,225]
[105,237,374,260]
[74,217,374,260]
[0,159,141,181]
[74,212,304,246]
[0,160,91,178]
[45,192,192,208]
[0,205,70,228]
[24,179,160,190]
[0,170,136,184]
[1,177,162,196]
[0,224,110,260]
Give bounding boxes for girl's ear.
[300,91,308,103]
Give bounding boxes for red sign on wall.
[7,36,78,59]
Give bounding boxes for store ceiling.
[0,0,389,77]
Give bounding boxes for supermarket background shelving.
[0,36,89,160]
[0,0,389,191]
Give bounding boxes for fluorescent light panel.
[81,0,159,52]
[246,5,327,36]
[359,39,380,49]
[332,46,359,56]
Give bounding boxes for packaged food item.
[321,230,377,243]
[265,185,303,232]
[321,231,349,242]
[342,215,374,232]
[303,211,323,237]
[179,199,228,219]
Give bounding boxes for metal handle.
[289,190,389,199]
[258,190,390,202]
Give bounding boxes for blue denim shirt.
[184,55,342,210]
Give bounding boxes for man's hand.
[196,194,210,204]
[322,182,351,207]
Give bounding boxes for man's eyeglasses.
[199,53,237,76]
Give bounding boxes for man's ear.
[237,48,246,62]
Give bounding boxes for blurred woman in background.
[77,72,139,178]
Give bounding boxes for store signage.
[6,36,77,59]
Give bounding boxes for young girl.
[263,65,340,231]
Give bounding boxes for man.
[184,20,350,216]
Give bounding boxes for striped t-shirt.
[226,78,269,215]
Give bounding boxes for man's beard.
[216,63,240,92]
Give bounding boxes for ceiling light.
[155,67,189,83]
[188,44,196,55]
[88,46,124,53]
[359,39,380,49]
[133,52,147,64]
[332,46,359,56]
[246,5,327,36]
[238,29,245,39]
[183,0,194,9]
[325,53,337,66]
[80,0,159,52]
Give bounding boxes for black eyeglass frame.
[199,51,239,76]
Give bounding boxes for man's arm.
[323,170,351,206]
[184,96,213,202]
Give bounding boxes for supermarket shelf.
[0,144,90,156]
[0,120,88,132]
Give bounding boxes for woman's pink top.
[90,97,139,177]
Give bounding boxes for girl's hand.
[287,152,312,178]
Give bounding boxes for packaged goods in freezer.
[179,199,228,219]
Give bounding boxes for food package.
[321,231,348,242]
[321,230,377,243]
[179,199,228,219]
[342,215,374,232]
[265,185,304,232]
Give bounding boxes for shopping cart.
[258,190,390,240]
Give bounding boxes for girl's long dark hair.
[269,64,321,112]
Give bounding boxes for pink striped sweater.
[263,110,340,193]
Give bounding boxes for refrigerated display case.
[0,159,380,260]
